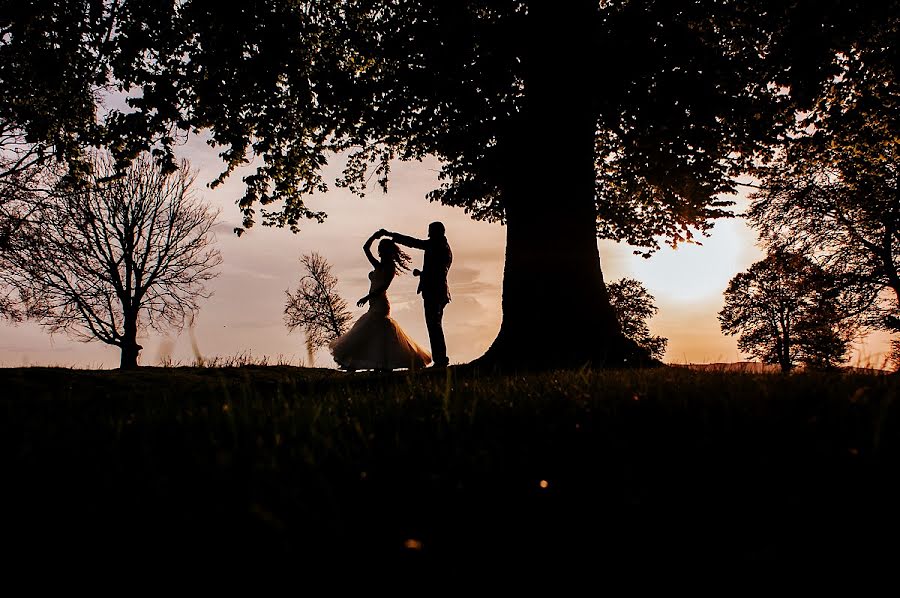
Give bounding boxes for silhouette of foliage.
[3,153,222,369]
[86,1,840,237]
[284,252,352,364]
[719,251,856,372]
[0,0,115,180]
[4,0,893,367]
[607,278,667,360]
[747,14,899,337]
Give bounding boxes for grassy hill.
[2,364,899,574]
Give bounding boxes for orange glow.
[404,539,423,550]
[2,159,893,369]
[539,480,549,489]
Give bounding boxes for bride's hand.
[357,296,368,307]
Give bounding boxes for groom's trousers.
[423,295,448,366]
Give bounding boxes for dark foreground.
[2,365,899,577]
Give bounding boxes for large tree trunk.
[119,310,142,370]
[475,2,655,371]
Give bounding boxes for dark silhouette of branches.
[0,159,57,321]
[285,252,352,364]
[745,12,898,368]
[0,122,48,181]
[747,30,899,334]
[1,1,119,181]
[3,152,222,368]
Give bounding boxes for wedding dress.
[329,267,431,371]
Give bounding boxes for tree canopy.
[0,0,115,180]
[747,7,899,332]
[6,1,887,241]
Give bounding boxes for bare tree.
[285,252,352,364]
[4,153,222,369]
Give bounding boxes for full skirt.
[329,311,431,371]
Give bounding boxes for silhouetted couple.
[329,222,452,371]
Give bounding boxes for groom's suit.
[391,232,452,366]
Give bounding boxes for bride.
[329,230,432,371]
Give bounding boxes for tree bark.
[475,2,656,371]
[119,310,142,370]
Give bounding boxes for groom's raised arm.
[387,231,428,250]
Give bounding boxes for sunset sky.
[1,136,891,368]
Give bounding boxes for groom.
[381,223,452,367]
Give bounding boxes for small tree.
[718,251,855,372]
[607,278,668,361]
[5,153,222,369]
[284,252,353,365]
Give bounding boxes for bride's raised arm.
[363,231,382,268]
